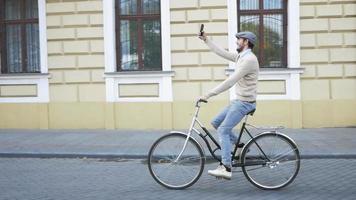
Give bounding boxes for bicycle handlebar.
[195,99,208,107]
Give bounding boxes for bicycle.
[148,99,300,190]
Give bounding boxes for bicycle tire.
[147,132,205,190]
[241,132,300,190]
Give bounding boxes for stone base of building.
[0,100,355,129]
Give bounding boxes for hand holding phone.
[198,24,206,41]
[199,24,204,36]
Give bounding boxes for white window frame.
[103,0,173,102]
[227,0,303,100]
[0,0,49,103]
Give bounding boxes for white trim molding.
[103,0,173,102]
[0,74,50,103]
[226,68,304,100]
[227,0,303,100]
[0,0,49,103]
[39,0,48,74]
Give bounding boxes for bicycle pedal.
[215,176,223,180]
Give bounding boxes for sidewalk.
[0,128,355,159]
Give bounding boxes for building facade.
[0,0,355,129]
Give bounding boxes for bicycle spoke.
[276,159,299,166]
[271,148,297,162]
[177,156,200,163]
[242,133,300,190]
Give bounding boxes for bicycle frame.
[174,101,271,166]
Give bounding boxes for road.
[0,158,355,200]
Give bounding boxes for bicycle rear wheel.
[241,132,300,190]
[148,132,205,189]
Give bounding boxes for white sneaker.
[208,165,232,180]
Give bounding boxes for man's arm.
[204,59,250,99]
[204,37,238,62]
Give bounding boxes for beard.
[236,44,243,53]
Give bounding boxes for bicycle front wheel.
[241,132,300,190]
[147,132,205,190]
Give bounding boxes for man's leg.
[230,132,238,145]
[210,104,230,130]
[217,100,256,168]
[208,100,256,179]
[211,103,240,146]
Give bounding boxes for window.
[115,0,162,71]
[0,0,49,103]
[0,0,40,73]
[104,0,173,102]
[229,0,303,100]
[237,0,287,68]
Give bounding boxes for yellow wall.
[299,0,356,127]
[0,99,354,130]
[46,0,105,103]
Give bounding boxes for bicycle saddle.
[247,109,256,116]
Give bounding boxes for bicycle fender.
[257,131,299,149]
[242,131,299,157]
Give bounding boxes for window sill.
[225,68,305,75]
[104,70,175,78]
[0,73,51,79]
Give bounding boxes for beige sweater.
[204,38,259,101]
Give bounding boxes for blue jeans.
[210,99,256,168]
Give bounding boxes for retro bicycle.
[147,99,300,190]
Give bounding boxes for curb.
[0,153,147,159]
[1,153,356,160]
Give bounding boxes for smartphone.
[199,24,204,36]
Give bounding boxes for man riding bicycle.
[198,31,260,180]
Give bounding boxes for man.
[198,31,259,180]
